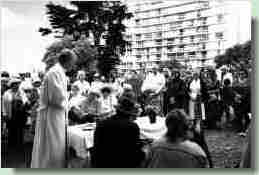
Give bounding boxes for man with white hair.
[31,49,77,168]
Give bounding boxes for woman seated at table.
[99,86,117,119]
[68,83,87,124]
[80,89,102,123]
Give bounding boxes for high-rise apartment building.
[118,0,251,72]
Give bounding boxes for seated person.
[99,86,118,119]
[80,89,102,123]
[68,83,86,124]
[135,106,167,142]
[144,109,209,168]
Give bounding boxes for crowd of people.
[1,49,252,168]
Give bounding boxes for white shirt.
[91,81,104,91]
[189,79,201,100]
[100,95,118,114]
[223,72,233,86]
[74,80,90,95]
[135,116,167,140]
[141,72,166,93]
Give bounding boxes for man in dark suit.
[91,92,145,168]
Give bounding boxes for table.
[68,123,95,159]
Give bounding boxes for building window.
[156,47,162,53]
[137,41,143,47]
[197,27,202,32]
[202,2,209,8]
[217,14,223,23]
[136,55,141,59]
[136,34,141,40]
[167,46,174,52]
[135,19,140,25]
[167,38,175,45]
[190,19,194,26]
[180,37,183,43]
[202,43,206,50]
[190,36,194,42]
[200,34,208,41]
[197,10,201,18]
[215,32,224,39]
[202,26,208,32]
[157,9,161,15]
[179,45,185,52]
[156,32,162,38]
[156,25,162,31]
[156,54,161,60]
[177,53,184,59]
[178,13,185,20]
[180,29,184,35]
[144,33,152,39]
[201,51,207,58]
[202,17,207,25]
[155,39,162,46]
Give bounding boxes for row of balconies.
[133,28,210,41]
[134,2,210,20]
[135,39,211,48]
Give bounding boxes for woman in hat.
[73,70,90,96]
[80,89,102,123]
[31,49,77,168]
[2,78,29,148]
[99,86,117,119]
[91,92,145,168]
[67,83,86,124]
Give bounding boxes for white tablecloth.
[68,123,95,159]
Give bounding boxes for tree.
[215,40,252,72]
[43,36,98,77]
[39,1,133,77]
[159,59,185,71]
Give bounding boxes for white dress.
[189,79,201,120]
[31,63,68,168]
[74,80,90,95]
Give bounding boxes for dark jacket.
[165,77,188,112]
[91,113,145,168]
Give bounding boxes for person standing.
[2,78,29,148]
[165,71,188,115]
[31,49,77,168]
[188,71,208,131]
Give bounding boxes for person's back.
[222,85,234,106]
[92,114,145,168]
[145,137,208,168]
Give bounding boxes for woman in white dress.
[31,49,77,168]
[73,70,90,96]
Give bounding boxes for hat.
[100,86,112,94]
[88,88,101,97]
[115,92,139,116]
[8,78,21,87]
[32,77,41,83]
[123,83,133,90]
[93,73,100,78]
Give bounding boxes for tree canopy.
[215,40,252,72]
[39,1,133,78]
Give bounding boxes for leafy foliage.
[158,59,185,70]
[43,36,98,76]
[39,1,133,77]
[215,40,252,72]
